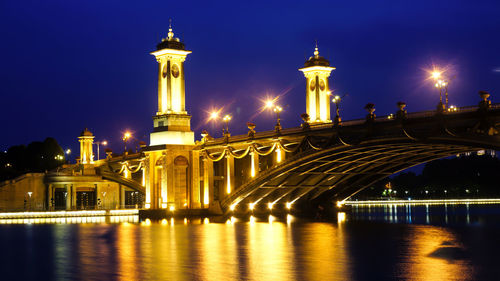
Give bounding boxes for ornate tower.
[78,128,94,164]
[150,23,194,145]
[143,24,202,211]
[299,45,336,123]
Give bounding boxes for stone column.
[162,153,170,208]
[47,184,53,210]
[157,60,163,113]
[144,155,152,209]
[71,184,76,209]
[326,78,331,121]
[166,152,175,208]
[275,146,284,164]
[190,150,201,208]
[250,150,259,178]
[95,184,99,209]
[180,59,186,112]
[315,76,320,121]
[203,157,211,208]
[225,154,235,196]
[118,184,124,209]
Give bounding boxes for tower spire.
[167,19,174,40]
[314,40,319,57]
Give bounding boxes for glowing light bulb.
[431,71,442,80]
[210,111,219,120]
[265,100,274,108]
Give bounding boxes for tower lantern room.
[78,128,94,164]
[299,45,336,123]
[149,23,194,146]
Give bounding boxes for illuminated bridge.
[196,95,500,213]
[91,29,500,216]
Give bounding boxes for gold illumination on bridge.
[204,188,209,206]
[276,146,283,163]
[251,153,256,177]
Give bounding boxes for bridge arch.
[220,133,500,212]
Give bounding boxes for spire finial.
[314,40,319,57]
[167,18,174,40]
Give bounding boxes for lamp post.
[435,79,447,109]
[208,111,220,137]
[332,95,341,126]
[223,114,232,137]
[94,140,108,161]
[431,70,448,111]
[264,99,283,132]
[123,132,131,152]
[27,191,33,211]
[273,105,283,132]
[65,149,71,164]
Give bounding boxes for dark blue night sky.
[1,0,499,157]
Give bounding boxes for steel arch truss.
[221,136,499,210]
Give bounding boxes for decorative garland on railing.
[204,149,227,162]
[118,161,143,174]
[227,146,252,159]
[276,139,303,153]
[306,138,323,151]
[203,131,355,162]
[204,138,307,162]
[252,142,277,156]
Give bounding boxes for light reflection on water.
[351,203,500,226]
[2,209,500,280]
[400,226,472,281]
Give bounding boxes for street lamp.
[65,149,71,164]
[273,105,283,132]
[223,114,232,136]
[123,132,131,152]
[94,140,108,161]
[264,99,283,132]
[435,79,447,107]
[332,95,342,126]
[210,111,219,121]
[27,191,33,211]
[431,70,442,80]
[208,110,220,136]
[430,69,451,110]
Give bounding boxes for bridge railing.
[203,103,500,146]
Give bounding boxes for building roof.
[304,46,330,67]
[156,24,185,51]
[80,128,93,137]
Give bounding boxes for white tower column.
[299,45,336,123]
[149,24,194,146]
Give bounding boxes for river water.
[1,204,500,281]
